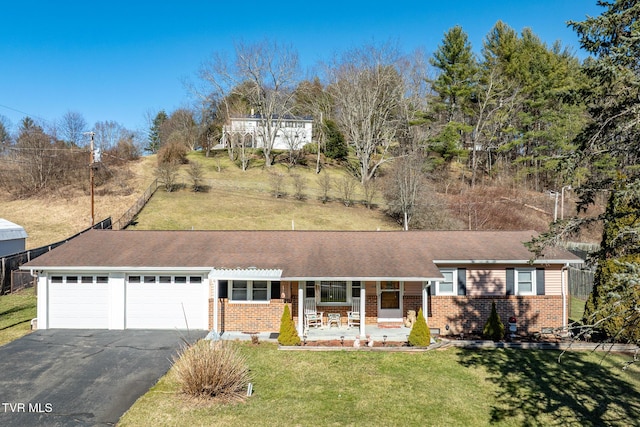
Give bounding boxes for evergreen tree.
[277,304,301,346]
[323,119,348,160]
[483,301,505,342]
[146,110,167,154]
[531,1,640,345]
[407,308,431,347]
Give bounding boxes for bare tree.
[199,40,300,167]
[290,173,306,200]
[282,127,306,166]
[93,121,129,153]
[316,171,332,203]
[58,111,87,146]
[186,161,205,192]
[337,174,358,207]
[383,154,426,230]
[268,170,286,198]
[328,43,406,183]
[155,161,180,192]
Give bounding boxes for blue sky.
[1,1,602,135]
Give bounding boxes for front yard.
[119,342,640,426]
[0,287,36,346]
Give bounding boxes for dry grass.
[171,340,250,401]
[0,158,154,248]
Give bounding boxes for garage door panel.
[126,284,207,329]
[48,284,110,329]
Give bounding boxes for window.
[189,276,202,283]
[67,276,78,283]
[159,276,171,283]
[516,269,535,295]
[81,276,93,284]
[96,276,108,284]
[229,280,270,302]
[305,281,315,298]
[320,281,347,303]
[143,276,156,283]
[437,269,457,295]
[232,280,248,300]
[51,276,63,284]
[252,281,268,301]
[174,276,187,284]
[352,281,361,298]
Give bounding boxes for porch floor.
[215,324,413,343]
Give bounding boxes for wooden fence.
[113,178,158,230]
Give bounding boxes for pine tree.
[407,308,431,347]
[277,304,301,346]
[483,301,505,342]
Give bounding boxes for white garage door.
[126,282,208,329]
[48,283,110,329]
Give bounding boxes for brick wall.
[427,295,564,336]
[209,298,286,332]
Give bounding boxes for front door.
[377,281,403,321]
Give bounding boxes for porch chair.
[304,298,324,329]
[347,297,360,328]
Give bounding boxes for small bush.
[483,301,505,341]
[407,308,431,347]
[171,340,250,401]
[278,304,301,346]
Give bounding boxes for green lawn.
[570,296,587,322]
[119,343,640,427]
[0,287,36,346]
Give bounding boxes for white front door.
[377,281,403,321]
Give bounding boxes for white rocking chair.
[347,297,360,328]
[304,298,324,329]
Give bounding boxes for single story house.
[21,229,582,337]
[0,218,28,257]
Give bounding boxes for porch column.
[359,286,366,337]
[212,278,219,334]
[423,281,432,318]
[297,282,304,336]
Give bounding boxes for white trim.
[284,276,442,281]
[435,268,457,296]
[212,268,282,279]
[227,279,272,303]
[433,259,582,265]
[377,281,403,320]
[514,268,536,296]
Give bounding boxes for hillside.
[0,150,602,249]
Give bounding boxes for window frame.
[436,269,457,296]
[515,268,536,296]
[228,280,272,303]
[307,280,360,306]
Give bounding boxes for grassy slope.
[119,343,640,427]
[128,151,400,231]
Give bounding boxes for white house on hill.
[221,113,313,151]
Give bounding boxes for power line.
[0,103,53,126]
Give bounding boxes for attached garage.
[39,273,209,330]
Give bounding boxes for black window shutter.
[457,268,467,295]
[218,280,228,299]
[506,268,514,295]
[536,269,545,295]
[271,281,281,299]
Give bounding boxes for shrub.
[157,140,188,165]
[407,308,431,347]
[483,301,505,341]
[278,304,301,346]
[171,340,250,400]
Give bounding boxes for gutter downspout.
[561,263,570,329]
[29,269,39,330]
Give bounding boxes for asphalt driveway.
[0,329,206,426]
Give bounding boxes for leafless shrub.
[269,171,286,198]
[362,179,379,209]
[187,161,206,192]
[337,175,358,207]
[316,171,332,203]
[172,340,250,401]
[155,161,180,192]
[290,173,306,200]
